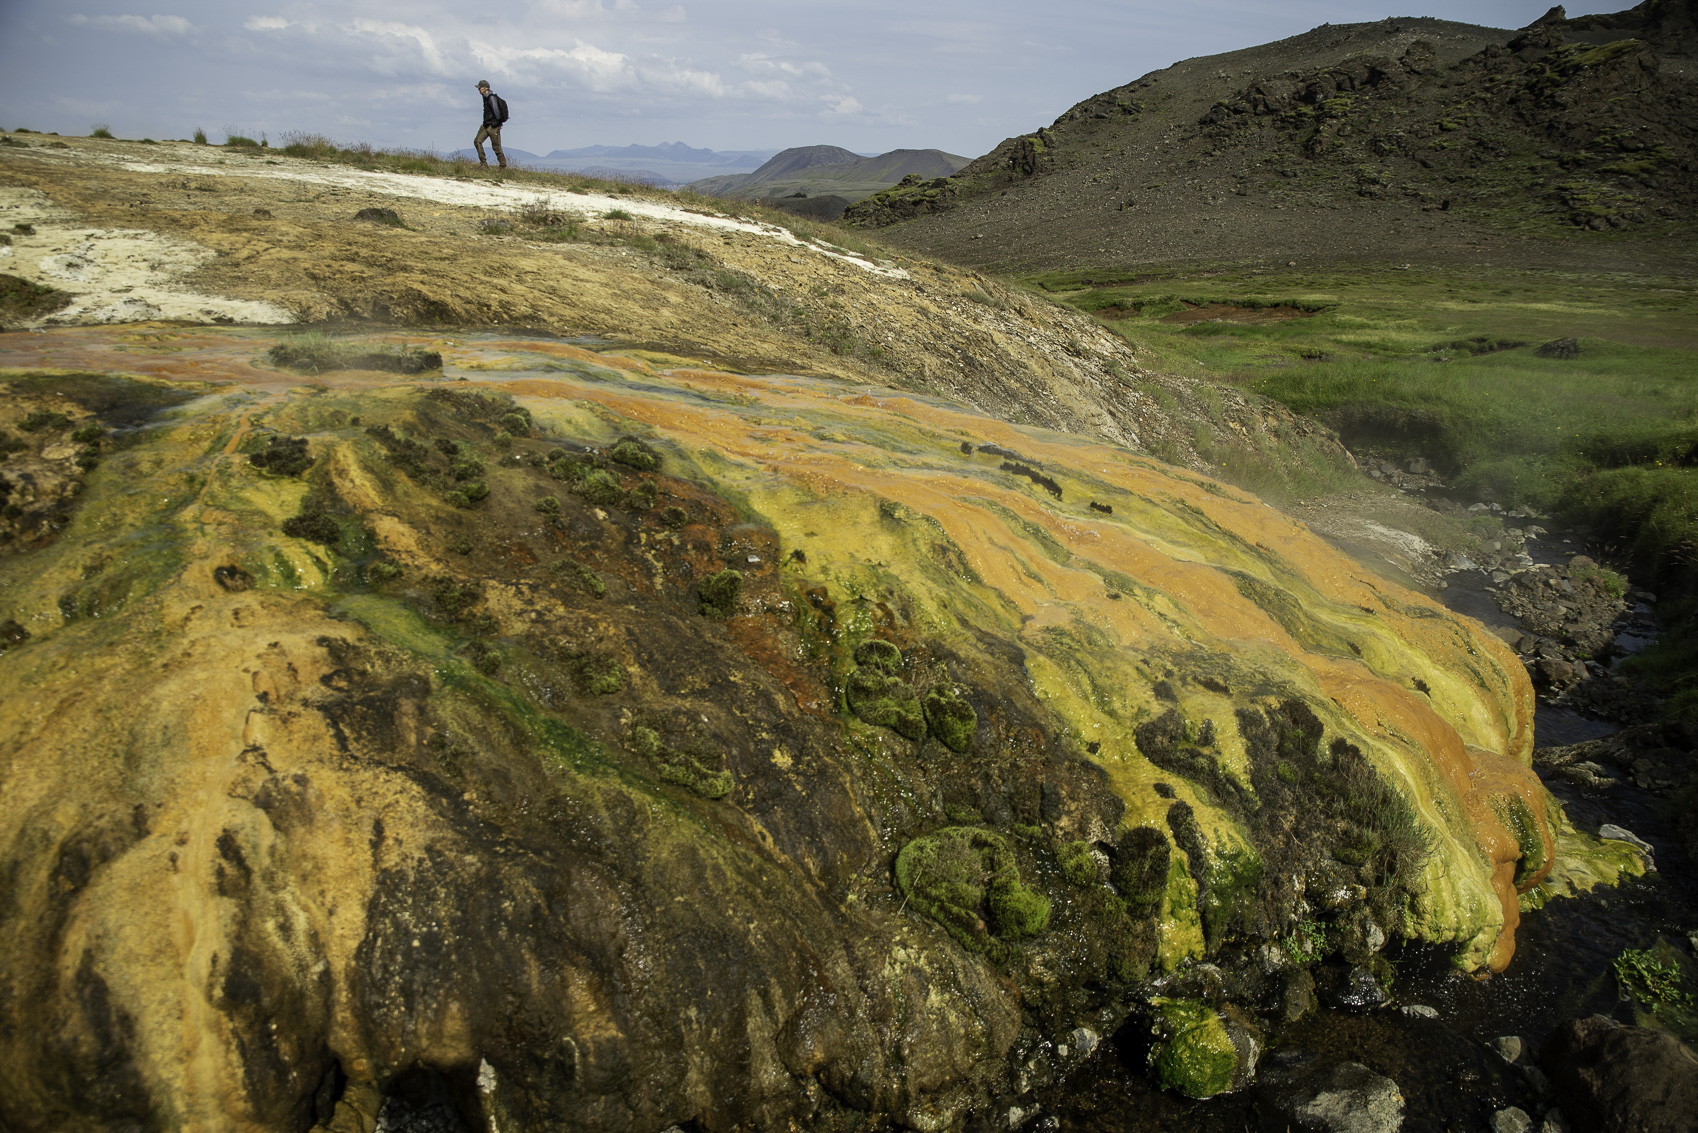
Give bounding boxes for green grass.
[1034,261,1698,715]
[89,124,113,139]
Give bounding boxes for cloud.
[947,93,981,104]
[67,13,191,35]
[821,95,863,117]
[343,18,448,73]
[244,16,290,31]
[738,53,830,79]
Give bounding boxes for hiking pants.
[474,125,505,166]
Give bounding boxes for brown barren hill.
[847,1,1698,274]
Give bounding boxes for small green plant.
[367,561,402,584]
[1614,948,1693,1007]
[603,208,633,220]
[90,124,113,139]
[1282,919,1328,963]
[1571,562,1629,600]
[535,495,561,515]
[193,128,207,145]
[625,480,658,511]
[224,132,259,147]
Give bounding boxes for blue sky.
[0,1,1624,158]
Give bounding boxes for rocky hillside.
[845,1,1698,272]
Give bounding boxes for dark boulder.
[1541,1015,1698,1133]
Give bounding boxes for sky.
[0,1,1627,160]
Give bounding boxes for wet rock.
[1597,824,1656,871]
[1261,1057,1405,1133]
[1492,1035,1526,1065]
[1317,965,1386,1012]
[1541,1015,1698,1133]
[1281,968,1318,1024]
[1491,1106,1533,1133]
[1400,1004,1439,1019]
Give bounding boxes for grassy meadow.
[1030,263,1698,716]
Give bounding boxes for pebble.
[1400,1004,1439,1019]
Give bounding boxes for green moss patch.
[922,685,977,752]
[698,569,743,618]
[846,639,923,740]
[895,826,1050,952]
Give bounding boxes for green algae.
[1148,998,1237,1099]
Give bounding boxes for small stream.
[1045,527,1694,1131]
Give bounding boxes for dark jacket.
[481,91,504,128]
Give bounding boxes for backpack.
[495,94,509,124]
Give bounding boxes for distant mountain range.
[447,142,782,186]
[686,146,970,218]
[441,141,971,214]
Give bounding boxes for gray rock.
[1286,1061,1405,1133]
[1407,457,1429,474]
[1537,337,1580,359]
[1491,1106,1532,1133]
[1538,1109,1568,1133]
[1400,1004,1438,1019]
[1598,824,1656,871]
[1492,1035,1526,1064]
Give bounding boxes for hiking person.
[474,80,508,169]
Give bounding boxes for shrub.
[281,507,341,546]
[610,436,660,470]
[603,208,633,220]
[19,410,69,433]
[625,480,658,511]
[1613,947,1693,1007]
[193,128,207,145]
[577,467,622,506]
[248,435,313,477]
[572,653,624,696]
[90,125,113,139]
[224,133,259,147]
[446,480,489,508]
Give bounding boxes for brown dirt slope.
[846,1,1698,275]
[0,138,1352,486]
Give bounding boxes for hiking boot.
[478,158,488,166]
[497,158,507,169]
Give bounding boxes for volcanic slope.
[847,1,1698,273]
